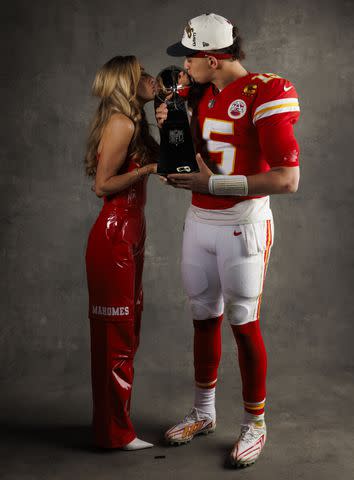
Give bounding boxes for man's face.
[183,56,213,84]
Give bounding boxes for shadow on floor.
[0,418,169,454]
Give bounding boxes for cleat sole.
[230,455,259,469]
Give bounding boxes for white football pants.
[181,216,274,325]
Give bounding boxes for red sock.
[231,319,267,415]
[193,315,223,389]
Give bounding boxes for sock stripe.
[196,379,218,388]
[245,405,265,412]
[244,398,266,415]
[244,399,266,408]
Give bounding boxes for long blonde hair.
[84,55,158,176]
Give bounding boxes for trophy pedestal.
[158,111,198,175]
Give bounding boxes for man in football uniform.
[156,13,300,467]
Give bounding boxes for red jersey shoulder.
[249,73,300,125]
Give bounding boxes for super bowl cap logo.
[228,99,247,119]
[169,129,184,146]
[243,84,258,96]
[185,21,194,38]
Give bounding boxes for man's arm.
[167,155,299,195]
[168,120,300,195]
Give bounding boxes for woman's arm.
[94,114,155,198]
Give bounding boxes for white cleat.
[230,422,267,468]
[165,407,216,445]
[121,438,154,451]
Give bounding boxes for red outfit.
[85,156,147,448]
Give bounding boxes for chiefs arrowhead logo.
[228,99,247,119]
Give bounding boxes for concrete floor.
[0,369,353,480]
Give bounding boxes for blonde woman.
[85,56,158,450]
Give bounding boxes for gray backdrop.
[1,1,353,479]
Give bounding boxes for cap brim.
[166,41,198,57]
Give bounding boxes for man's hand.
[167,154,212,193]
[155,102,168,128]
[155,91,173,128]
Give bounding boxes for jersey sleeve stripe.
[253,104,300,124]
[253,97,299,116]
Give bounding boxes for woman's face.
[137,67,156,103]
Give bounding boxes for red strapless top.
[97,152,147,209]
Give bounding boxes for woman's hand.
[146,163,158,174]
[139,163,158,176]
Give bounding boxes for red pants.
[85,204,145,448]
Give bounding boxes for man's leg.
[165,217,223,445]
[217,219,273,467]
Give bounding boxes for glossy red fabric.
[85,158,147,448]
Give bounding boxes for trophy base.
[157,161,199,176]
[157,121,199,175]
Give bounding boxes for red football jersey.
[193,72,300,210]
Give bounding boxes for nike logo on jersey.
[284,85,293,92]
[234,231,242,236]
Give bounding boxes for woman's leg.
[89,315,137,448]
[86,219,142,448]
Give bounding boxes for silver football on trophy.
[155,65,191,111]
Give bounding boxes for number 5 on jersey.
[202,118,236,175]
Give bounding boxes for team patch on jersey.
[208,99,215,109]
[243,84,258,96]
[228,99,247,119]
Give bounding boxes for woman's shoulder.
[98,114,135,155]
[106,113,135,134]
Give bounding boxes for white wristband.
[208,175,248,196]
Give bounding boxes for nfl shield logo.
[169,129,184,146]
[208,99,215,109]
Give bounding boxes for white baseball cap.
[167,13,234,57]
